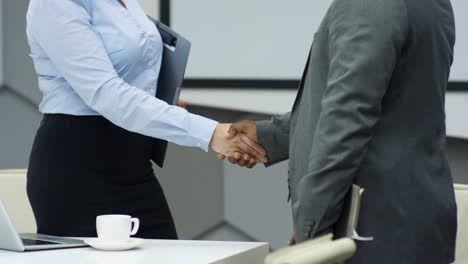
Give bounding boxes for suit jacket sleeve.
[294,0,408,241]
[256,112,291,166]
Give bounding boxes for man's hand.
[217,121,265,168]
[177,99,189,108]
[210,124,267,163]
[288,233,297,246]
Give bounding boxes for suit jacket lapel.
[292,48,312,111]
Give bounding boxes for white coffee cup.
[96,215,140,241]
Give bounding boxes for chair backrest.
[265,234,356,264]
[0,169,37,233]
[455,184,468,264]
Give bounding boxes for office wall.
[451,0,468,81]
[1,0,42,170]
[0,0,41,170]
[137,0,160,18]
[171,0,468,82]
[0,90,42,169]
[3,0,41,104]
[171,0,331,80]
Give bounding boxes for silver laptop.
[0,200,87,251]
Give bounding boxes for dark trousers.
[27,114,177,239]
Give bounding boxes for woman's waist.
[38,72,158,117]
[38,114,155,164]
[38,86,99,116]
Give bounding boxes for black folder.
[147,17,192,167]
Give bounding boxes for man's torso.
[288,0,457,262]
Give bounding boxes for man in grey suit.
[221,0,458,262]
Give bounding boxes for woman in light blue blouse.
[26,0,266,238]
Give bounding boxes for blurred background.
[0,0,467,250]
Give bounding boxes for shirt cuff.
[187,113,219,152]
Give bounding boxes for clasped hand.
[177,100,263,166]
[210,121,266,168]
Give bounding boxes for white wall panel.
[450,0,468,81]
[137,0,160,18]
[172,0,332,79]
[172,0,467,82]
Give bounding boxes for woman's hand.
[210,124,267,163]
[216,121,263,168]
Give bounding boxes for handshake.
[210,121,267,168]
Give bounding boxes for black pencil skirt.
[27,114,177,239]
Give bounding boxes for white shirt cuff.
[187,113,218,152]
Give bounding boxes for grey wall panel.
[224,160,293,250]
[447,138,468,184]
[196,222,254,242]
[0,89,42,169]
[3,0,41,104]
[154,105,243,239]
[0,0,4,85]
[218,108,293,250]
[155,143,224,239]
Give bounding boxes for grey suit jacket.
[256,0,457,263]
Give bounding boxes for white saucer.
[84,238,144,251]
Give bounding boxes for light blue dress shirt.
[26,0,218,151]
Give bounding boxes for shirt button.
[197,143,202,148]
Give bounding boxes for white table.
[0,239,269,264]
